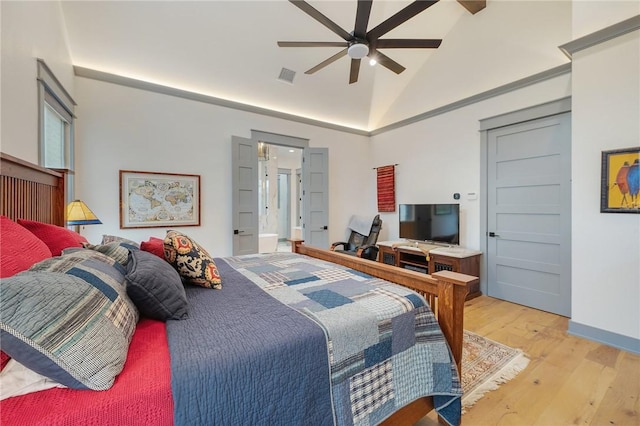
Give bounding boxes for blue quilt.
[167,252,462,426]
[166,257,334,426]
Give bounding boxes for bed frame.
[0,152,477,425]
[0,153,66,226]
[293,242,475,425]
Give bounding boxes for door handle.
[234,230,245,235]
[322,226,328,230]
[488,232,500,237]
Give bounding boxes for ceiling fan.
[278,0,485,84]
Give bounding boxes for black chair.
[330,214,382,261]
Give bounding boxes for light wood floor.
[417,296,640,426]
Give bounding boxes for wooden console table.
[377,241,482,300]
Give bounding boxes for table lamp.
[66,200,102,233]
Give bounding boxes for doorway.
[481,99,572,316]
[232,131,329,255]
[257,144,302,248]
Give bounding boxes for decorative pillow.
[82,241,139,266]
[0,252,139,390]
[125,250,188,321]
[17,219,87,256]
[0,216,52,278]
[140,237,166,259]
[36,248,126,275]
[163,230,222,289]
[101,234,140,248]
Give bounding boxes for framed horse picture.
[601,147,640,213]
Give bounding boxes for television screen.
[399,204,460,244]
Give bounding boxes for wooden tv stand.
[377,241,482,300]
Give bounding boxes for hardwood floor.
[417,296,640,426]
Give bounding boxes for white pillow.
[0,359,65,400]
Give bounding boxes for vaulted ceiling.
[60,1,570,131]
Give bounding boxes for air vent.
[278,67,296,84]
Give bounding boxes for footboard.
[292,241,476,377]
[293,242,476,425]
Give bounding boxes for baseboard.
[568,320,640,355]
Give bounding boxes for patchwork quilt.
[225,252,462,426]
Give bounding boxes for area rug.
[460,330,530,411]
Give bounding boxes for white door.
[231,136,258,255]
[487,112,571,316]
[302,148,329,248]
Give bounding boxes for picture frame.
[600,147,640,214]
[120,170,201,228]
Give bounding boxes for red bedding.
[0,319,173,425]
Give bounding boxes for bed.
[0,152,477,425]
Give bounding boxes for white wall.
[370,74,572,250]
[373,0,571,128]
[0,1,74,162]
[73,77,373,256]
[570,10,640,341]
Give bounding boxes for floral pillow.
[163,230,221,289]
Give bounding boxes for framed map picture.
[120,170,201,228]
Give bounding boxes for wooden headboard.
[0,152,66,225]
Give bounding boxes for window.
[37,59,76,201]
[43,103,67,168]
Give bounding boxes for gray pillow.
[125,250,188,321]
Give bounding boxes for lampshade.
[66,200,102,226]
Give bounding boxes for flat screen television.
[399,203,460,244]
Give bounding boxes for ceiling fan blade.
[305,48,348,75]
[278,41,348,47]
[375,39,442,49]
[372,50,406,74]
[354,0,373,39]
[367,0,439,41]
[457,0,486,14]
[349,59,361,84]
[289,0,352,41]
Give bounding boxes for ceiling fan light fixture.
[369,57,377,66]
[347,43,369,59]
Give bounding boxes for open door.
[231,136,258,255]
[302,148,329,248]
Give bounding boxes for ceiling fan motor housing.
[347,42,369,59]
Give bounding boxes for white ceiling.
[60,0,486,131]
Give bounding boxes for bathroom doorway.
[277,169,291,241]
[258,144,302,252]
